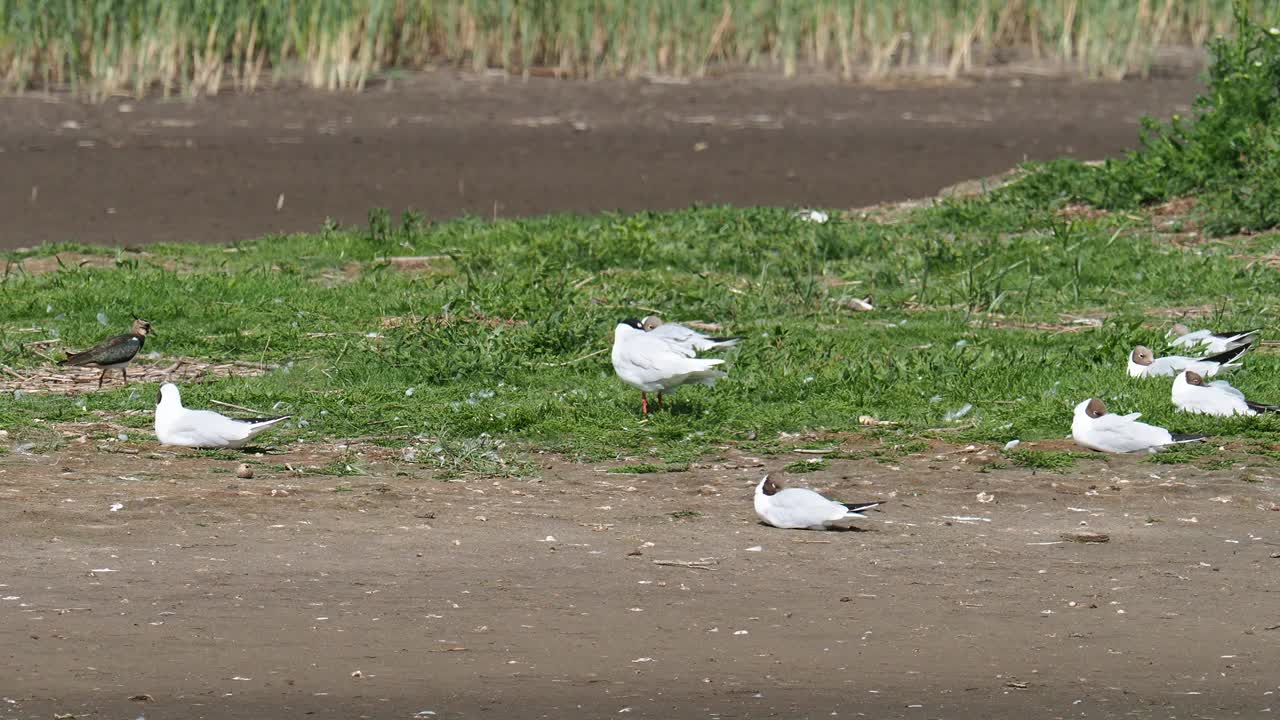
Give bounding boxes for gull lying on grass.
[1071,398,1204,453]
[1167,323,1260,354]
[754,475,883,530]
[612,318,727,416]
[640,315,741,353]
[1127,344,1249,378]
[59,318,154,388]
[1172,369,1280,417]
[155,383,290,449]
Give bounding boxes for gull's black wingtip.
[1170,433,1207,442]
[1246,401,1280,414]
[843,501,885,512]
[1203,343,1250,365]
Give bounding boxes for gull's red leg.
[641,392,649,416]
[657,392,664,410]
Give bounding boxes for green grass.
[1004,448,1083,470]
[1,0,1276,99]
[784,459,830,473]
[608,463,689,474]
[7,194,1280,467]
[6,9,1280,467]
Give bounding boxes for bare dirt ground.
[1,432,1278,719]
[0,73,1202,248]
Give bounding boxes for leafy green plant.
[1005,1,1280,235]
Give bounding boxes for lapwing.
[59,318,154,388]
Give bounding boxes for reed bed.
[0,0,1271,99]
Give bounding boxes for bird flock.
[1074,325,1275,454]
[49,315,1276,531]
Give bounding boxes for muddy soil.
[1,433,1277,719]
[0,74,1201,248]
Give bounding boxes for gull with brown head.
[640,315,741,354]
[612,318,728,416]
[1127,343,1249,378]
[1172,369,1280,417]
[1071,397,1203,453]
[154,383,291,449]
[753,474,883,530]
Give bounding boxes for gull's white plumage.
[612,319,726,414]
[753,475,882,530]
[1172,370,1278,417]
[154,383,290,449]
[1168,325,1259,354]
[640,315,740,353]
[1070,398,1201,454]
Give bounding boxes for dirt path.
[0,74,1201,248]
[1,435,1277,718]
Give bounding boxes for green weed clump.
[1007,1,1280,235]
[0,0,1270,99]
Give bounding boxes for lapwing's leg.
[97,369,107,388]
[122,367,128,383]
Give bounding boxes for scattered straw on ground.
[0,357,275,395]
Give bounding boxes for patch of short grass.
[609,463,689,474]
[1144,443,1219,464]
[1005,449,1081,470]
[784,459,830,473]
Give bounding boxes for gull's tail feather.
[704,336,742,350]
[842,501,884,515]
[1169,433,1206,444]
[245,416,291,436]
[677,369,728,386]
[1246,401,1280,414]
[1223,329,1262,342]
[1203,343,1251,366]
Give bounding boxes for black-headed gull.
[1172,369,1280,417]
[59,318,154,387]
[1167,323,1259,354]
[1071,398,1202,453]
[753,475,883,530]
[611,318,727,416]
[640,315,741,353]
[1127,344,1248,378]
[154,383,290,448]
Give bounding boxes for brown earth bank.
[0,73,1202,249]
[1,435,1278,719]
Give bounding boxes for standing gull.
[1070,398,1203,453]
[753,475,883,530]
[1172,370,1280,417]
[58,318,154,388]
[1127,344,1249,378]
[640,315,741,354]
[611,318,727,416]
[154,383,290,449]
